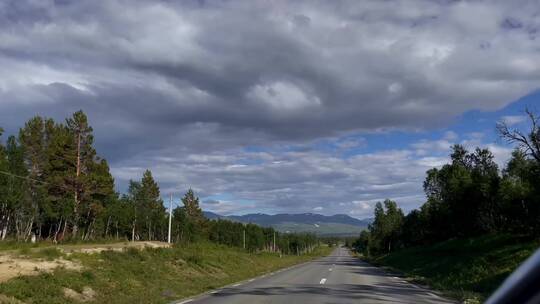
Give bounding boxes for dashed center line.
[329,268,333,271]
[319,278,327,284]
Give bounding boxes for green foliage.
[368,234,540,301]
[0,242,332,304]
[355,134,540,257]
[124,170,167,241]
[0,112,117,242]
[356,200,404,255]
[351,109,540,301]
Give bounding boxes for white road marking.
[248,279,255,282]
[232,283,241,287]
[329,268,333,271]
[320,278,327,284]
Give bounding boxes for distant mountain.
[203,211,372,236]
[203,211,230,221]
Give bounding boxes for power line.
[0,170,50,185]
[0,170,76,192]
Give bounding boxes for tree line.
[354,109,540,255]
[0,111,318,254]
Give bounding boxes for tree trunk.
[47,224,53,240]
[146,217,150,241]
[62,219,68,235]
[72,132,82,239]
[85,218,95,240]
[24,218,33,242]
[105,216,111,238]
[53,218,63,243]
[1,214,9,240]
[132,220,136,242]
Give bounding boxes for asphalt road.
[174,246,455,304]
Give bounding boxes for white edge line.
[170,257,324,304]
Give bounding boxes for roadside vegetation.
[0,111,318,255]
[0,242,332,304]
[351,108,540,302]
[367,234,539,301]
[0,111,328,303]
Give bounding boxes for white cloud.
[501,115,527,126]
[200,199,257,215]
[247,81,321,110]
[1,0,537,219]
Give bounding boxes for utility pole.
[167,194,173,244]
[243,229,246,250]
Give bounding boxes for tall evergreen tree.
[65,110,96,238]
[3,136,28,240]
[182,189,204,220]
[0,129,9,240]
[180,189,205,241]
[18,116,51,240]
[138,170,164,240]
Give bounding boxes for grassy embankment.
[0,242,332,304]
[366,234,540,302]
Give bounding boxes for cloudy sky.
[1,0,539,218]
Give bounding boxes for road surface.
[174,246,455,304]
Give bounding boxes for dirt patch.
[0,294,26,304]
[0,255,81,283]
[0,241,171,282]
[62,241,171,254]
[62,287,95,302]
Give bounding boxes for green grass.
[27,248,64,261]
[0,242,332,304]
[367,234,540,302]
[0,241,44,252]
[0,238,124,252]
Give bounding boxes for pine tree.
[0,129,10,240]
[182,189,203,219]
[80,159,116,240]
[180,189,205,241]
[2,136,28,240]
[131,170,164,240]
[45,122,75,241]
[18,116,51,240]
[65,110,96,238]
[87,159,117,240]
[141,170,163,240]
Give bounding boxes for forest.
[0,111,318,254]
[353,109,540,256]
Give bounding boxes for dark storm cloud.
[0,0,538,216]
